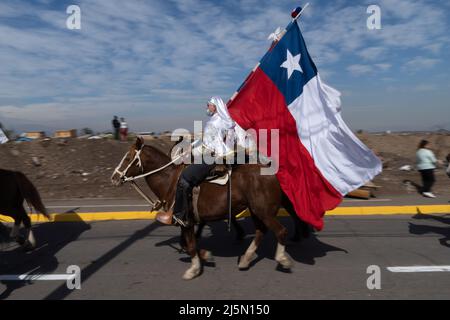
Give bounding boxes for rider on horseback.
[156,96,237,227]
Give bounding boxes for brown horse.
[168,138,245,242]
[111,137,308,280]
[168,137,306,243]
[0,169,49,249]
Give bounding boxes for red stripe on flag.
[228,68,341,230]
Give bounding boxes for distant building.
[24,131,46,139]
[137,132,156,136]
[54,129,77,139]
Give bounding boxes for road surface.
[1,206,449,300]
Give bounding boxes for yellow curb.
[236,205,450,218]
[326,205,450,216]
[0,211,157,223]
[1,205,449,223]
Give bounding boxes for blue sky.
[0,0,449,133]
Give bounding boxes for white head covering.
[208,96,235,130]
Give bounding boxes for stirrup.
[152,200,165,211]
[173,216,189,228]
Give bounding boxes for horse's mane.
[142,143,171,164]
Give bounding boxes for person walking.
[112,116,120,140]
[416,140,438,198]
[120,117,128,142]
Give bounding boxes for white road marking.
[387,266,450,273]
[0,274,76,281]
[0,266,81,290]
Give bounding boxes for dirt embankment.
[0,133,449,199]
[0,136,175,199]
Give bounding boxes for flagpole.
[280,2,310,39]
[227,3,310,104]
[293,3,310,22]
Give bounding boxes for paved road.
[1,213,449,300]
[41,194,450,213]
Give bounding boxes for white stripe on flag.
[287,74,382,195]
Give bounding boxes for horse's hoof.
[276,264,293,273]
[238,263,249,270]
[238,253,257,270]
[182,268,201,280]
[238,257,247,269]
[238,260,252,271]
[22,240,35,252]
[276,257,293,269]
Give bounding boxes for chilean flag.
[227,20,382,230]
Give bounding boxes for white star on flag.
[280,50,302,79]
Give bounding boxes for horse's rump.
[0,169,48,218]
[0,169,21,207]
[15,171,48,218]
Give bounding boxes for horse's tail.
[15,172,49,219]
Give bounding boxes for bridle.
[112,143,190,210]
[113,148,144,182]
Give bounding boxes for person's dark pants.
[173,162,215,221]
[419,169,435,193]
[114,128,119,140]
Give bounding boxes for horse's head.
[111,137,145,186]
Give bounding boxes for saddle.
[205,164,231,185]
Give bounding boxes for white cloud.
[304,0,448,67]
[403,57,440,71]
[375,63,392,71]
[358,47,386,61]
[347,63,391,76]
[347,64,373,76]
[424,43,444,54]
[0,0,449,132]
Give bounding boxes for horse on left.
[0,169,49,250]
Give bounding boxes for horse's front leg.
[195,222,206,240]
[10,221,20,239]
[22,214,36,250]
[238,215,266,270]
[10,213,25,245]
[182,226,202,280]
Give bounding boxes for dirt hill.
[0,136,175,200]
[0,133,449,200]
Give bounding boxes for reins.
[113,141,192,211]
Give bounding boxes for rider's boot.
[156,177,192,227]
[155,209,175,225]
[156,209,190,227]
